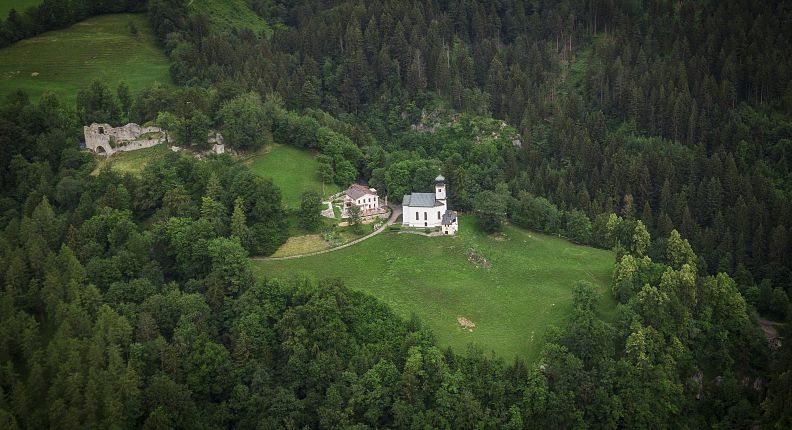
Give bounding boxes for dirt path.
[252,204,401,261]
[759,318,782,340]
[320,201,335,218]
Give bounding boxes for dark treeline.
[0,0,146,47]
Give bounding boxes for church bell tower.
[435,175,446,201]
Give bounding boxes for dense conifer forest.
[1,0,792,428]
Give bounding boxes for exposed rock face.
[410,123,438,133]
[208,131,225,154]
[83,122,165,156]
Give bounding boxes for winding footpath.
[251,204,402,261]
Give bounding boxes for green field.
[246,144,340,208]
[253,217,616,361]
[0,13,171,102]
[91,144,169,176]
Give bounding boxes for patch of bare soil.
[457,316,476,332]
[759,319,783,350]
[490,232,509,241]
[467,248,491,268]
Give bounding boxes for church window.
[437,211,441,219]
[424,212,427,220]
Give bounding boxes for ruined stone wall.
[84,123,227,156]
[83,122,165,156]
[114,139,162,153]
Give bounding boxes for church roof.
[442,210,458,225]
[403,192,441,207]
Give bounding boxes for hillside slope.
[0,13,170,101]
[254,216,616,361]
[189,0,272,36]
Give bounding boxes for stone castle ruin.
[83,123,225,156]
[83,123,166,156]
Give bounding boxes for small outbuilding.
[441,210,459,235]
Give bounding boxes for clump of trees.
[473,189,508,232]
[298,190,323,232]
[76,80,132,125]
[218,92,271,150]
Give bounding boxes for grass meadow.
[246,144,340,208]
[0,13,171,102]
[91,143,169,176]
[252,216,616,361]
[0,0,40,18]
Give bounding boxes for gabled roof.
[403,192,440,207]
[442,210,458,225]
[345,184,377,200]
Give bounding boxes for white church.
[402,175,459,235]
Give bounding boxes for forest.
[1,0,792,428]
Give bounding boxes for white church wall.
[403,205,445,228]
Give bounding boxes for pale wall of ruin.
[83,123,166,156]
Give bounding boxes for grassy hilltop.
[253,216,616,361]
[0,13,170,102]
[246,144,340,208]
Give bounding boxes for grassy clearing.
[189,0,272,37]
[0,0,40,18]
[0,13,171,102]
[274,215,377,256]
[91,144,169,176]
[246,144,340,208]
[271,234,331,257]
[252,216,616,361]
[337,222,375,243]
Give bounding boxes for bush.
[512,192,561,233]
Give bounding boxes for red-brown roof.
[345,184,377,200]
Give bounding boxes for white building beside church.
[343,184,381,217]
[402,175,459,234]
